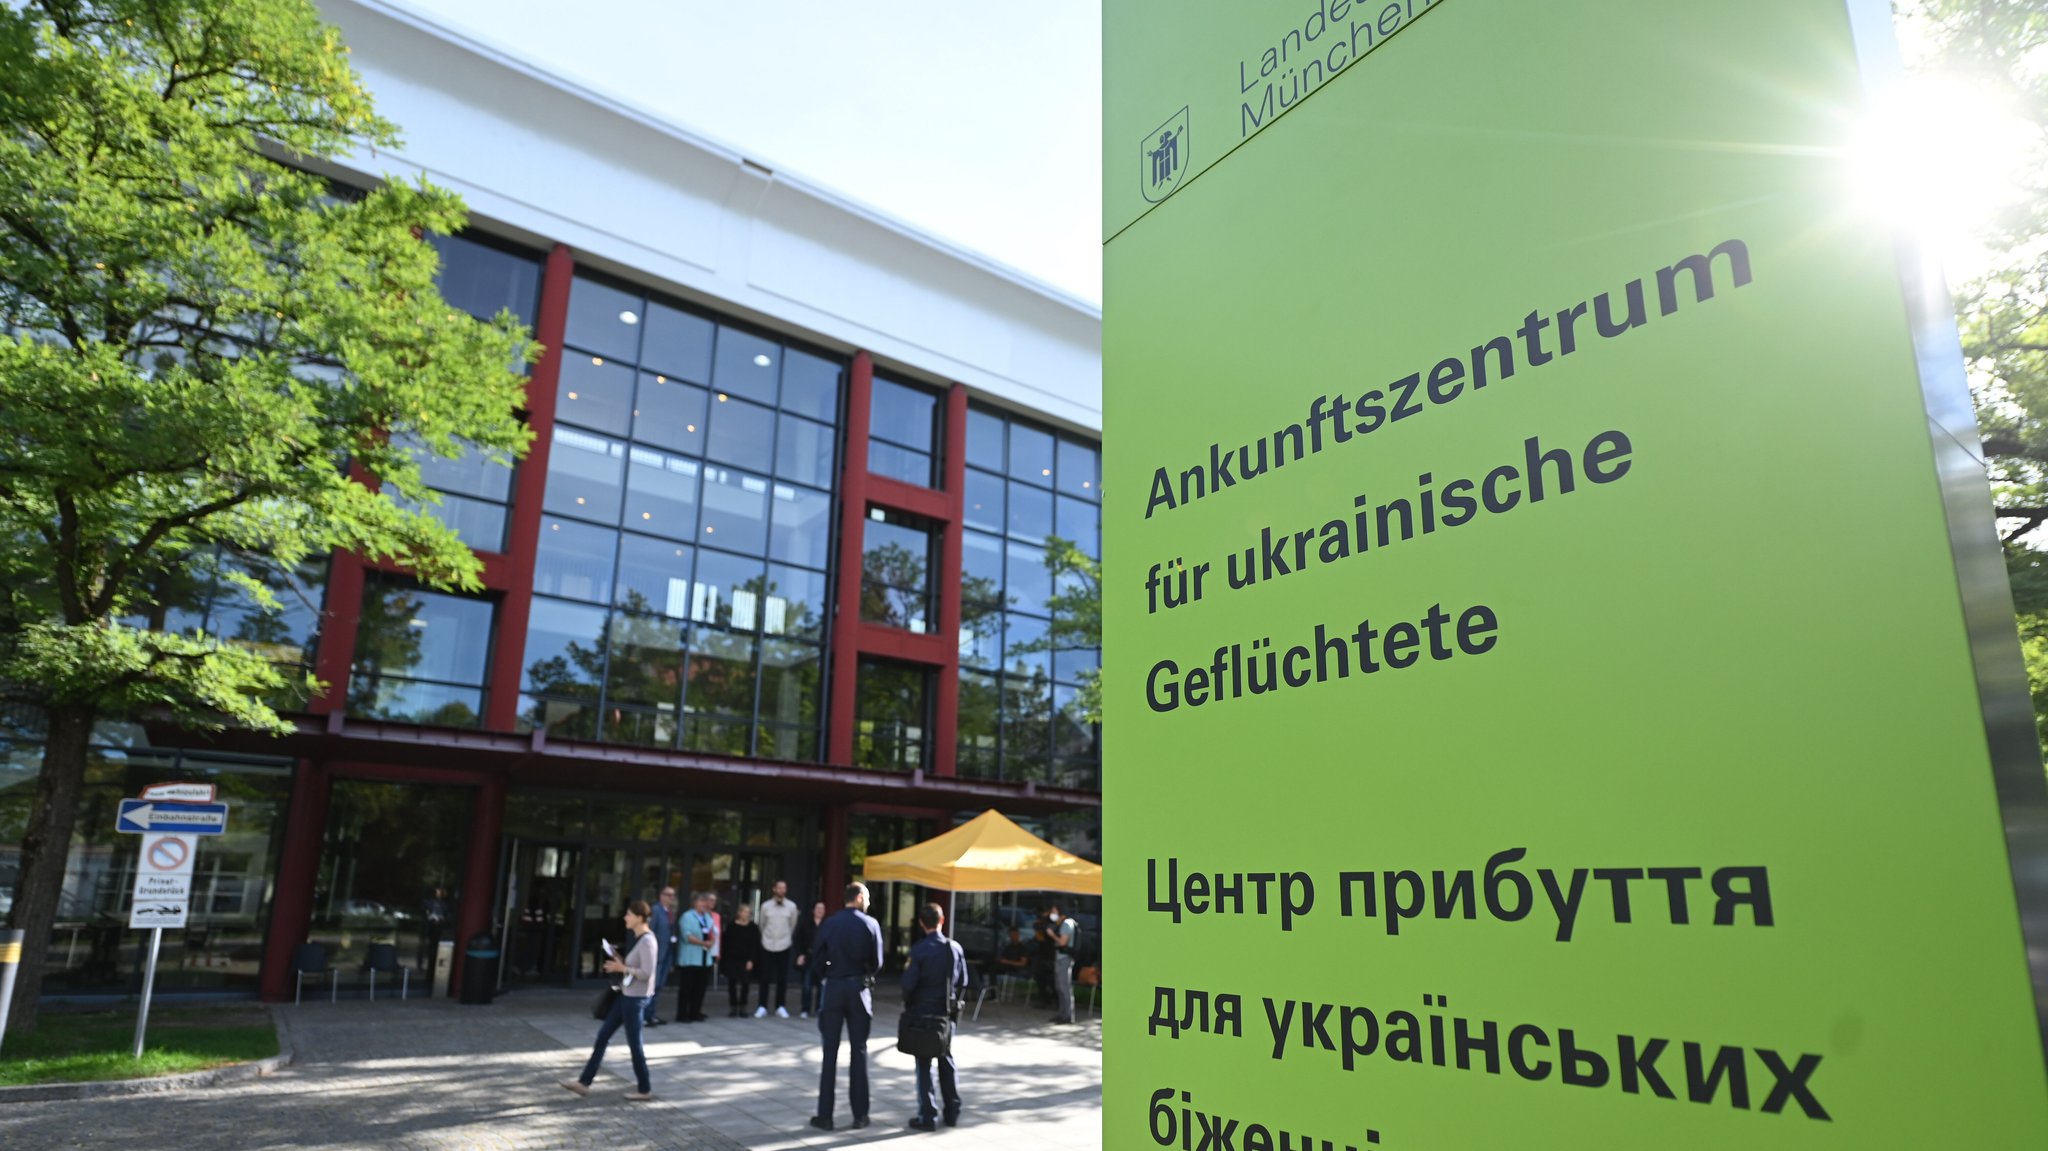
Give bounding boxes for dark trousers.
[914,1051,960,1122]
[799,962,821,1014]
[724,963,752,1012]
[757,948,791,1009]
[581,994,651,1094]
[675,965,711,1020]
[816,979,872,1121]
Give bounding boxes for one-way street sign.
[115,800,228,836]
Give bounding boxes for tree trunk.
[4,703,95,1037]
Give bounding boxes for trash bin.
[460,933,499,1005]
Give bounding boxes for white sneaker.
[776,1006,789,1018]
[754,1006,767,1018]
[799,1011,810,1019]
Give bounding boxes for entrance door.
[497,838,581,986]
[579,848,631,979]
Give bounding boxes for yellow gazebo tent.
[861,809,1101,897]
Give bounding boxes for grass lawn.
[0,1006,276,1087]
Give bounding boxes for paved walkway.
[0,986,1101,1150]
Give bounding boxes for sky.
[387,0,1105,307]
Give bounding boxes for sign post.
[116,790,224,1058]
[1104,0,2048,1146]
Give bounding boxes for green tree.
[0,0,535,1031]
[1899,1,2048,760]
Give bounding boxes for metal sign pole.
[132,927,162,1059]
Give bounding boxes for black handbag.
[897,1012,952,1059]
[591,986,620,1020]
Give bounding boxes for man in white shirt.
[755,879,802,1017]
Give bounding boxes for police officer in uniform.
[901,902,967,1131]
[808,882,884,1131]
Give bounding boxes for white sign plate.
[139,782,215,803]
[129,833,196,929]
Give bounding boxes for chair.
[1076,964,1101,1017]
[363,942,409,1001]
[293,942,336,1005]
[972,967,1033,1021]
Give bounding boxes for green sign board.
[1102,1,2048,1147]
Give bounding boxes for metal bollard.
[0,928,24,1057]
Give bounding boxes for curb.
[0,1005,296,1104]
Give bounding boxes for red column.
[259,758,331,1001]
[485,243,576,732]
[930,384,968,776]
[822,802,852,902]
[309,555,364,715]
[827,352,875,766]
[449,773,506,997]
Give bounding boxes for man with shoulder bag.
[898,902,967,1131]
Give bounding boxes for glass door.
[498,838,581,986]
[579,848,630,980]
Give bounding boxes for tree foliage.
[0,0,535,1031]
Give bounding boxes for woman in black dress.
[721,902,762,1017]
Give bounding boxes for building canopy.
[861,809,1101,895]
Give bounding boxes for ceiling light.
[591,356,603,366]
[686,424,696,432]
[576,497,586,505]
[642,512,652,520]
[550,523,560,531]
[407,618,428,629]
[717,393,728,402]
[567,391,578,400]
[704,525,715,533]
[619,310,638,325]
[753,354,772,367]
[1041,468,1051,476]
[655,375,666,384]
[1082,481,1092,489]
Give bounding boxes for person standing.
[674,891,716,1024]
[561,900,657,1101]
[794,899,826,1019]
[755,880,800,1017]
[643,886,678,1026]
[901,903,967,1131]
[1047,903,1079,1025]
[721,903,762,1017]
[807,882,883,1131]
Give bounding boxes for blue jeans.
[800,962,822,1014]
[582,994,651,1094]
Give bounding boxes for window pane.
[353,584,493,686]
[519,693,597,740]
[682,715,751,756]
[1006,540,1052,616]
[633,375,708,456]
[399,432,512,502]
[1008,481,1052,542]
[699,467,771,555]
[605,705,676,749]
[535,517,617,603]
[353,679,485,728]
[781,349,842,422]
[431,233,541,326]
[543,428,627,523]
[712,327,780,405]
[564,276,644,362]
[963,531,1005,603]
[1058,439,1099,500]
[956,669,1000,779]
[556,354,636,435]
[686,630,758,716]
[763,563,828,640]
[1056,495,1099,556]
[390,490,506,553]
[615,533,693,618]
[692,549,766,631]
[623,446,701,540]
[606,611,686,707]
[706,394,776,471]
[867,440,932,487]
[1008,423,1054,485]
[871,377,936,453]
[1002,675,1052,781]
[774,414,836,488]
[769,484,832,569]
[522,597,608,696]
[756,723,818,762]
[758,639,820,728]
[1054,645,1100,684]
[641,301,714,383]
[854,660,927,773]
[964,469,1004,533]
[1053,684,1098,760]
[966,409,1005,471]
[959,602,1001,668]
[1003,612,1050,679]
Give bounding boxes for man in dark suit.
[901,903,967,1131]
[808,882,883,1131]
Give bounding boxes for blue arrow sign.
[116,800,229,836]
